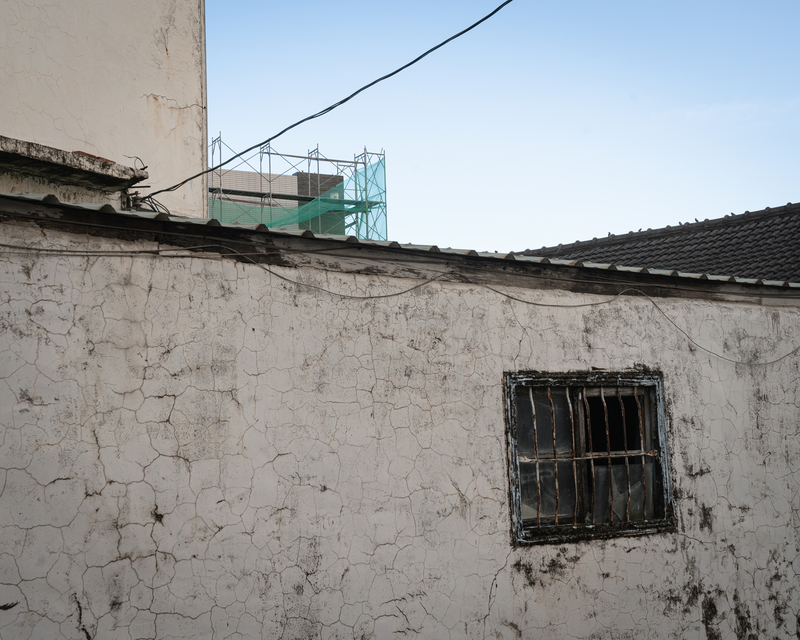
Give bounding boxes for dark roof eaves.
[1,192,798,291]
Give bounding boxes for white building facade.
[0,0,207,217]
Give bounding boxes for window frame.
[504,371,675,545]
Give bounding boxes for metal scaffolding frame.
[208,134,387,240]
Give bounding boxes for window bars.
[505,372,674,544]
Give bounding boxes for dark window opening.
[505,372,674,544]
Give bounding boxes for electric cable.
[1,221,799,298]
[473,281,800,366]
[1,238,798,366]
[628,289,800,366]
[142,0,515,201]
[217,244,450,299]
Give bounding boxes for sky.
[206,1,800,252]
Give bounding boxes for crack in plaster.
[0,226,799,638]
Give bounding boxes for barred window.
[505,372,674,544]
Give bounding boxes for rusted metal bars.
[566,388,578,525]
[561,452,657,460]
[519,452,656,461]
[583,388,595,525]
[521,383,655,529]
[600,387,613,522]
[529,388,541,527]
[547,388,559,525]
[634,389,648,521]
[617,388,631,522]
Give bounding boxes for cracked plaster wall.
[1,222,799,639]
[0,0,207,217]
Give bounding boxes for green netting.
[209,158,387,240]
[352,158,387,240]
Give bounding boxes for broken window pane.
[537,461,576,522]
[627,459,655,521]
[514,389,536,457]
[531,390,573,458]
[585,389,651,453]
[519,461,540,522]
[589,457,657,523]
[507,373,671,543]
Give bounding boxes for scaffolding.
[208,135,387,241]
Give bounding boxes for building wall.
[1,222,799,639]
[209,170,298,207]
[0,0,207,217]
[208,171,300,226]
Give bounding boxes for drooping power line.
[142,0,515,204]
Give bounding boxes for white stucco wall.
[0,0,207,217]
[1,221,799,639]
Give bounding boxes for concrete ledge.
[0,135,148,190]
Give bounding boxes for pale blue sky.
[206,1,800,252]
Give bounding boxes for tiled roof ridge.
[2,191,799,289]
[520,201,800,256]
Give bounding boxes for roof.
[1,192,799,292]
[518,202,800,283]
